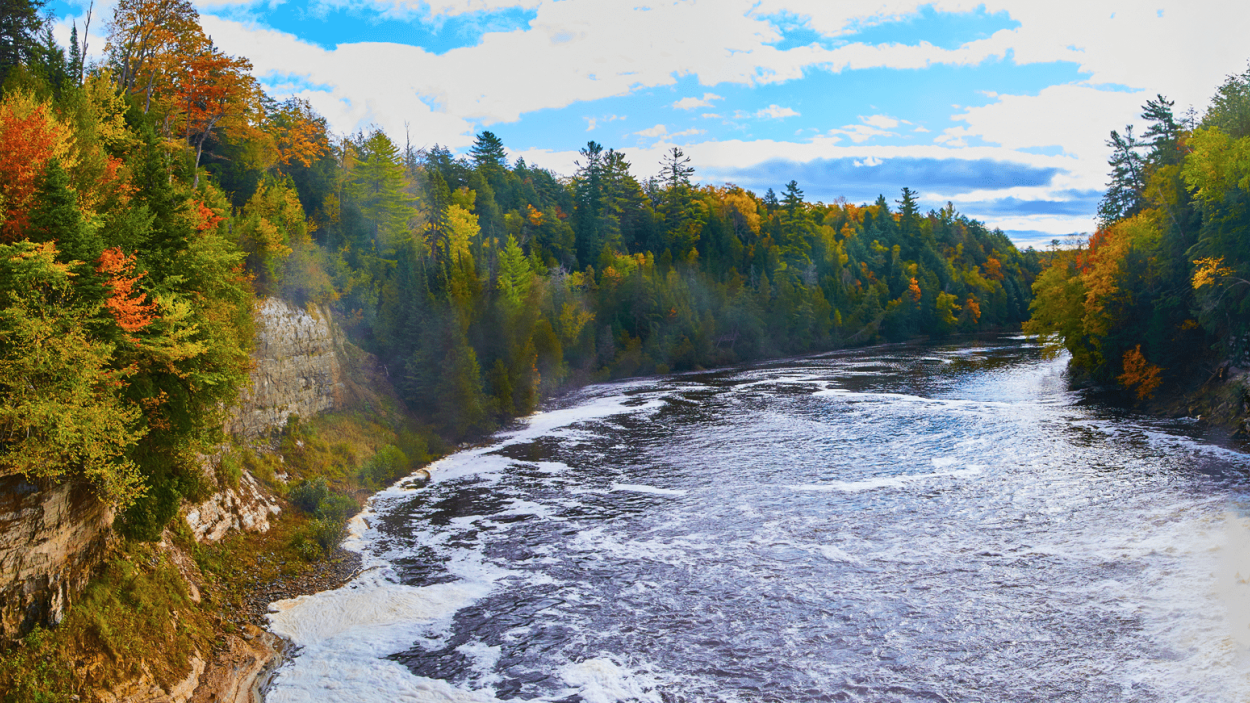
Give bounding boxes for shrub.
[290,517,347,561]
[315,493,356,522]
[218,454,243,487]
[288,477,328,514]
[360,444,407,487]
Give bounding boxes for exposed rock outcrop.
[0,475,115,639]
[183,473,282,544]
[226,298,343,440]
[189,627,283,703]
[184,298,341,545]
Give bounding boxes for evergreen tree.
[1141,94,1183,166]
[1203,65,1250,139]
[0,0,44,85]
[1097,126,1146,226]
[28,159,102,270]
[350,129,412,250]
[470,130,507,177]
[574,140,605,264]
[496,233,532,307]
[661,147,694,189]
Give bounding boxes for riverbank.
[0,402,441,702]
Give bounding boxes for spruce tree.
[0,0,45,85]
[28,159,102,270]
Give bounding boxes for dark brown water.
[265,336,1250,702]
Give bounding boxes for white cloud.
[934,126,972,148]
[672,93,723,110]
[828,114,902,143]
[861,114,901,129]
[635,124,668,138]
[755,104,800,119]
[306,0,543,20]
[854,156,883,167]
[192,0,1250,235]
[585,114,623,131]
[201,0,1250,151]
[945,83,1146,189]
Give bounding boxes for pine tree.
[574,140,605,265]
[0,0,45,85]
[661,147,694,190]
[350,129,413,250]
[496,234,532,307]
[1141,94,1183,166]
[27,159,102,270]
[470,130,507,176]
[1097,126,1146,226]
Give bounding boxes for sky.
[49,0,1250,249]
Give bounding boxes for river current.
[264,336,1250,702]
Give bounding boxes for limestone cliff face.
[0,475,115,639]
[0,298,343,638]
[226,298,343,440]
[185,298,344,543]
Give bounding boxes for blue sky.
[51,0,1250,248]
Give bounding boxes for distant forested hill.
[0,0,1038,538]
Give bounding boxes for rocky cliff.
[0,476,115,639]
[184,298,344,545]
[225,298,343,440]
[0,298,343,639]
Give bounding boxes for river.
[263,335,1250,702]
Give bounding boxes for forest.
[1025,67,1250,402]
[0,0,1039,542]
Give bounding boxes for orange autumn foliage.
[0,94,75,241]
[964,296,981,323]
[96,247,159,334]
[271,98,328,169]
[907,277,921,302]
[193,200,224,232]
[178,46,257,147]
[983,256,1004,281]
[1118,345,1164,400]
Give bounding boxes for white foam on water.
[496,498,565,521]
[790,466,983,492]
[815,544,861,563]
[610,483,688,496]
[568,526,720,567]
[268,573,486,649]
[264,384,677,702]
[534,461,570,474]
[1113,508,1250,699]
[558,658,664,703]
[457,640,504,688]
[428,452,515,485]
[265,569,500,703]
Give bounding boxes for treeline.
[1026,66,1250,400]
[275,132,1041,436]
[0,0,1038,538]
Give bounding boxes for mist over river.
[263,336,1250,702]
